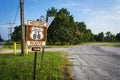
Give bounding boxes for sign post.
[27,20,47,80]
[40,47,44,70]
[33,52,37,80]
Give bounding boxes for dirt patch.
[62,65,74,80]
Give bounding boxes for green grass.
[45,45,72,48]
[101,43,120,47]
[0,52,73,80]
[2,42,21,49]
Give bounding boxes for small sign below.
[32,47,41,52]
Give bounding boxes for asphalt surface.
[0,42,69,53]
[66,44,120,80]
[0,48,69,54]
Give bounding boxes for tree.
[47,7,94,45]
[47,8,76,44]
[46,7,58,17]
[105,31,116,42]
[76,22,94,42]
[0,34,3,41]
[97,32,104,41]
[56,8,75,44]
[116,32,120,41]
[105,31,111,37]
[94,34,98,41]
[11,25,27,41]
[11,25,21,41]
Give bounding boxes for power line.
[7,20,15,41]
[0,0,20,40]
[13,1,20,24]
[7,0,19,41]
[0,0,19,26]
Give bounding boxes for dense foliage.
[94,31,120,42]
[116,32,120,41]
[47,7,94,45]
[11,25,27,41]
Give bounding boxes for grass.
[45,45,72,48]
[2,42,72,49]
[100,43,120,47]
[0,52,73,80]
[2,42,21,49]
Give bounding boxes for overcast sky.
[0,0,120,40]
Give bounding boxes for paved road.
[66,44,120,80]
[0,41,69,54]
[0,48,69,54]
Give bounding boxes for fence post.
[26,45,28,54]
[14,42,16,55]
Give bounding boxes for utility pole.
[20,0,25,55]
[7,20,14,41]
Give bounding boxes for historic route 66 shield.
[27,25,47,42]
[30,27,44,40]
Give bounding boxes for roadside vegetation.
[101,43,120,46]
[0,52,73,80]
[0,34,4,42]
[2,42,21,49]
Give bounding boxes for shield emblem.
[30,26,44,40]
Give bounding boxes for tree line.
[94,31,120,42]
[11,7,120,45]
[0,34,4,42]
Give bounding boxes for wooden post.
[20,0,25,55]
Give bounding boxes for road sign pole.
[40,47,44,70]
[33,52,37,80]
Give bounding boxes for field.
[0,52,73,80]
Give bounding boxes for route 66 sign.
[30,27,44,40]
[27,20,47,46]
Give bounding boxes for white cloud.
[85,5,120,34]
[56,1,80,8]
[55,1,120,35]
